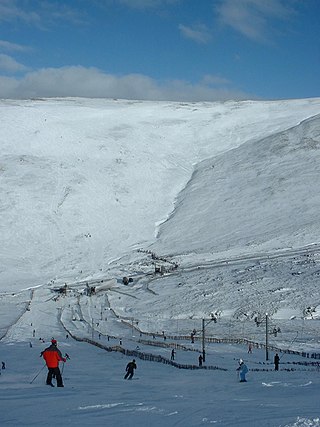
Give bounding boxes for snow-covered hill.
[1,97,320,427]
[1,97,320,291]
[153,113,320,257]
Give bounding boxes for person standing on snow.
[198,354,203,367]
[124,359,137,380]
[274,353,280,371]
[41,339,66,387]
[237,359,248,382]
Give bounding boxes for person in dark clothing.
[124,359,137,380]
[198,354,203,367]
[274,353,280,371]
[41,339,66,387]
[171,349,175,361]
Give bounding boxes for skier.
[274,353,280,371]
[171,349,175,361]
[237,359,248,382]
[198,354,203,367]
[41,339,66,387]
[2,361,5,369]
[124,359,137,380]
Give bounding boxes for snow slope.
[153,113,320,257]
[1,286,320,427]
[1,338,320,427]
[1,97,320,426]
[1,97,320,291]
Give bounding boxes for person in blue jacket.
[237,359,248,382]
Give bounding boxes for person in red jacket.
[41,339,66,387]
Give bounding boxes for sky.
[0,0,319,101]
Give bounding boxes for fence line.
[130,327,320,360]
[61,316,320,365]
[62,329,227,371]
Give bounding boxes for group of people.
[123,353,278,384]
[39,337,281,387]
[40,338,139,387]
[236,353,281,382]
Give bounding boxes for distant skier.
[41,339,66,387]
[171,349,175,361]
[198,354,203,367]
[237,359,248,382]
[2,361,5,369]
[274,353,280,371]
[124,359,137,380]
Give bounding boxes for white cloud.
[0,0,41,25]
[0,0,87,28]
[216,0,296,42]
[0,40,31,52]
[0,54,28,73]
[0,66,252,101]
[38,2,88,26]
[179,23,211,44]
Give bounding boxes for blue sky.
[0,0,319,101]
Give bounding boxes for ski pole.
[30,364,46,384]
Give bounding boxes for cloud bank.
[0,66,252,101]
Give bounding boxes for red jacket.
[42,344,66,368]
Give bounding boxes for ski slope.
[1,284,320,427]
[1,97,320,426]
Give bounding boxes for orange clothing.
[42,344,65,368]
